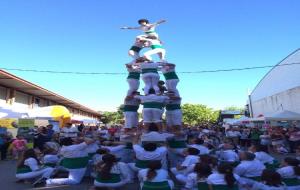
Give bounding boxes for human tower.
[121,19,182,130]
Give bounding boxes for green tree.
[101,105,124,124]
[181,103,219,126]
[224,106,245,112]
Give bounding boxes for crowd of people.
[1,122,299,190]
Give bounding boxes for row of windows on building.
[0,85,98,118]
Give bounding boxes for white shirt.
[24,158,40,171]
[133,144,167,161]
[102,145,126,159]
[141,131,174,142]
[161,65,175,74]
[188,144,210,155]
[43,154,59,164]
[85,142,99,154]
[140,62,160,70]
[60,126,78,138]
[103,162,130,182]
[124,98,140,106]
[135,94,169,105]
[234,160,265,177]
[138,168,169,182]
[59,142,88,158]
[185,172,207,190]
[218,150,239,162]
[277,166,297,179]
[181,155,200,167]
[92,154,103,165]
[207,172,240,185]
[254,151,274,164]
[140,24,157,33]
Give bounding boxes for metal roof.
[0,69,101,117]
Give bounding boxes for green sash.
[60,156,89,169]
[135,159,160,169]
[127,72,140,80]
[248,176,261,181]
[168,140,186,148]
[163,72,179,80]
[282,178,300,186]
[142,181,171,190]
[197,182,209,190]
[130,46,142,52]
[142,141,165,147]
[165,104,181,111]
[145,31,155,34]
[125,142,133,149]
[265,160,280,170]
[123,105,139,112]
[143,102,163,109]
[96,173,121,183]
[16,166,32,174]
[88,153,96,160]
[142,68,158,74]
[151,45,163,49]
[43,163,57,168]
[212,185,239,190]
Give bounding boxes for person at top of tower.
[139,35,166,62]
[121,19,166,38]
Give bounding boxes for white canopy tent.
[0,106,29,119]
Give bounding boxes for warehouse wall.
[251,86,300,117]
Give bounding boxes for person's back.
[235,152,265,177]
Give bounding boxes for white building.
[249,49,300,117]
[0,69,101,121]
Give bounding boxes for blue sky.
[0,0,299,111]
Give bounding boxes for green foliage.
[181,103,219,126]
[224,106,245,112]
[101,105,124,124]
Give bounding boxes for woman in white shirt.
[16,149,54,186]
[207,163,240,189]
[249,144,275,164]
[138,160,174,189]
[277,157,300,179]
[184,162,212,190]
[94,154,131,188]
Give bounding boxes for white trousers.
[124,112,139,128]
[143,108,163,123]
[143,48,166,61]
[46,167,86,185]
[127,79,140,96]
[166,109,182,127]
[165,79,179,96]
[16,167,54,180]
[142,73,160,95]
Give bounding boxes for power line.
[1,62,299,75]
